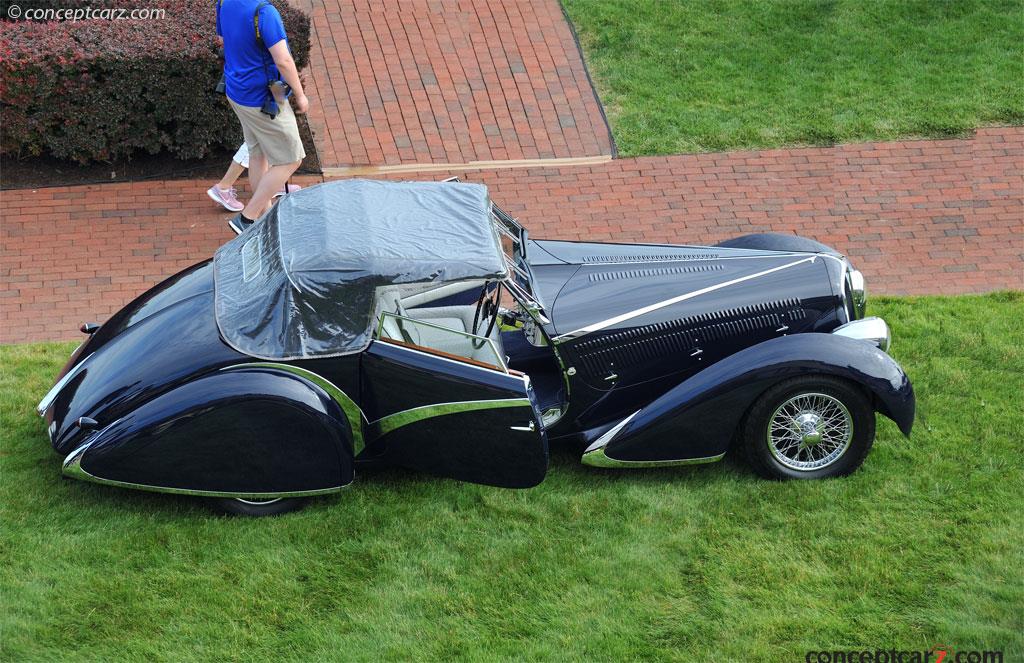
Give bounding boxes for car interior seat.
[375,286,505,366]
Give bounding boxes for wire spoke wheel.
[234,497,283,506]
[213,496,305,516]
[766,392,853,471]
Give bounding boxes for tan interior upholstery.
[376,288,504,365]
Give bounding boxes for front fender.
[594,333,914,464]
[63,368,355,498]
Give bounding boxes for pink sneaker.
[207,185,244,212]
[273,183,303,198]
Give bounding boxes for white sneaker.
[273,183,303,198]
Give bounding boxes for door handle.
[510,421,536,432]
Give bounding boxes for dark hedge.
[0,0,310,163]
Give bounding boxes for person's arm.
[267,40,308,114]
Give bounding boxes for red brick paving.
[294,0,614,168]
[1,127,1021,344]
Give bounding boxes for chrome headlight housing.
[841,264,867,321]
[833,316,890,352]
[848,269,866,319]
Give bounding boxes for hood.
[526,240,844,338]
[43,261,246,454]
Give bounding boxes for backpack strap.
[253,0,269,47]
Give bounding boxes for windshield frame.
[491,202,549,324]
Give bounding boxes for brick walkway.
[295,0,614,169]
[3,128,1020,344]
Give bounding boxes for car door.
[360,338,548,488]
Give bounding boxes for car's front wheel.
[212,497,307,517]
[741,376,875,480]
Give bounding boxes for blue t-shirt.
[216,0,289,107]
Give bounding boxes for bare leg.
[217,160,247,190]
[246,150,270,214]
[242,160,301,219]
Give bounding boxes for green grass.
[2,293,1022,661]
[564,0,1024,155]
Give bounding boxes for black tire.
[741,375,875,480]
[212,497,307,517]
[714,232,838,254]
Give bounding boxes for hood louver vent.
[588,264,725,282]
[574,299,805,379]
[582,253,719,264]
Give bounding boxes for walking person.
[207,142,301,212]
[216,0,309,234]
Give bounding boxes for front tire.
[212,497,307,517]
[741,376,875,480]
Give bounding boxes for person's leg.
[227,98,305,233]
[207,155,247,212]
[217,160,246,190]
[242,160,301,219]
[246,147,269,214]
[274,181,301,196]
[208,144,249,211]
[241,101,305,219]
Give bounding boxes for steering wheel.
[471,282,501,349]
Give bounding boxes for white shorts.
[232,143,250,169]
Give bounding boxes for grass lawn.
[563,0,1024,155]
[1,293,1022,661]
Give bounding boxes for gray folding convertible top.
[214,179,507,359]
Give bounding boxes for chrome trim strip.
[583,410,640,453]
[554,257,818,343]
[575,250,833,266]
[581,449,726,469]
[37,352,93,416]
[541,407,565,427]
[370,398,532,436]
[62,438,347,499]
[223,362,368,455]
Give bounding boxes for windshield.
[490,201,547,320]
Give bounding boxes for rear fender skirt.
[589,334,914,464]
[62,368,355,497]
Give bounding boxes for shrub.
[0,0,311,163]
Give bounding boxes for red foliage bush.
[0,0,310,163]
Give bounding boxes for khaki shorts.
[228,98,306,167]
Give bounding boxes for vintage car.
[38,179,913,515]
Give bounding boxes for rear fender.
[63,367,356,498]
[587,334,914,465]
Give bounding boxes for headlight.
[833,316,890,352]
[847,268,866,320]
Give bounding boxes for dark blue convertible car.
[38,179,913,515]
